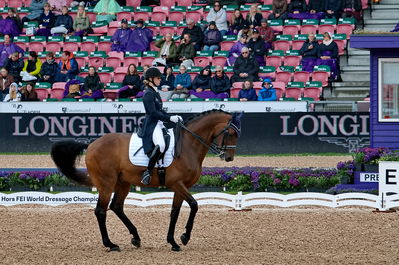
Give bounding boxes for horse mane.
[174,109,232,158]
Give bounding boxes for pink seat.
[168,13,185,22]
[8,0,24,8]
[271,82,285,100]
[86,12,96,23]
[141,57,155,66]
[108,51,124,60]
[292,40,305,50]
[134,12,150,21]
[98,42,112,53]
[284,56,301,67]
[117,12,133,21]
[301,25,318,35]
[212,56,227,66]
[29,42,45,53]
[126,0,141,7]
[98,73,112,84]
[106,57,122,68]
[160,26,176,35]
[285,87,302,100]
[103,90,119,100]
[273,40,291,51]
[275,71,292,84]
[334,39,346,56]
[282,25,300,36]
[185,11,202,23]
[46,42,63,53]
[194,57,211,68]
[232,82,244,89]
[303,86,322,101]
[50,88,65,100]
[336,24,353,39]
[124,57,141,67]
[312,71,329,87]
[319,24,336,34]
[81,42,97,53]
[230,87,240,98]
[114,67,128,83]
[52,82,67,89]
[88,57,105,68]
[220,41,235,51]
[90,25,108,36]
[63,42,80,51]
[151,12,168,22]
[35,88,49,101]
[176,0,192,6]
[266,56,283,68]
[160,0,176,8]
[74,57,87,68]
[153,6,169,15]
[293,71,311,83]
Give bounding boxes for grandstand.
[0,0,389,103]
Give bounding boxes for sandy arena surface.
[0,206,398,265]
[0,154,352,168]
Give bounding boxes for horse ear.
[233,112,244,121]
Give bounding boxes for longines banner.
[0,112,370,154]
[0,101,307,113]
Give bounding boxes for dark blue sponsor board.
[0,112,370,154]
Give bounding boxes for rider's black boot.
[141,145,161,185]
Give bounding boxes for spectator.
[237,22,252,40]
[73,4,90,37]
[247,29,267,66]
[119,64,143,98]
[258,78,276,101]
[0,68,14,101]
[153,33,177,66]
[4,52,24,83]
[316,32,340,81]
[257,19,274,50]
[341,0,362,22]
[324,0,342,19]
[181,19,204,51]
[206,1,228,36]
[228,34,247,66]
[36,3,56,37]
[56,51,79,82]
[299,33,319,72]
[159,66,175,100]
[0,8,22,37]
[82,66,103,99]
[140,64,150,86]
[231,47,259,83]
[246,4,263,28]
[22,0,47,24]
[177,33,195,69]
[48,0,74,15]
[126,19,153,52]
[94,0,122,23]
[209,66,230,99]
[51,6,74,35]
[238,80,257,101]
[140,0,160,6]
[288,0,308,19]
[307,0,326,19]
[3,82,21,102]
[203,21,222,52]
[21,51,42,81]
[171,65,191,99]
[230,9,246,35]
[63,79,82,98]
[40,52,59,84]
[189,66,212,99]
[111,19,132,52]
[268,0,288,20]
[0,35,24,68]
[20,83,39,101]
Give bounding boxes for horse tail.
[51,141,93,187]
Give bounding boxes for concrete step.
[332,81,370,87]
[341,72,370,82]
[342,65,370,72]
[371,12,399,19]
[331,86,370,99]
[347,56,370,66]
[363,26,396,31]
[348,49,370,56]
[364,19,398,25]
[372,1,399,7]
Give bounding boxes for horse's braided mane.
[183,109,232,125]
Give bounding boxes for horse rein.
[177,120,240,158]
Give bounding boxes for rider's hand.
[170,115,183,123]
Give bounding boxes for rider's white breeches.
[152,121,166,153]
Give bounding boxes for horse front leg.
[167,193,183,251]
[172,183,198,248]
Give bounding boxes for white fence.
[0,191,385,210]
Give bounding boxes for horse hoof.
[131,238,141,248]
[171,245,182,252]
[109,246,121,252]
[180,233,189,246]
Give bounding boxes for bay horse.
[51,110,242,252]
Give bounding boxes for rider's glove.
[170,115,183,123]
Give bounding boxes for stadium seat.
[98,72,113,84]
[284,55,301,67]
[88,51,107,68]
[52,82,66,89]
[301,25,318,35]
[114,67,128,83]
[266,55,283,68]
[126,0,141,8]
[46,36,63,53]
[50,88,65,100]
[81,39,98,53]
[169,11,185,22]
[312,65,330,87]
[74,51,89,68]
[194,57,211,68]
[98,41,112,53]
[185,11,202,23]
[106,57,122,69]
[272,81,285,100]
[159,26,176,35]
[220,41,235,51]
[35,82,51,100]
[63,36,81,51]
[8,0,24,8]
[303,81,323,101]
[275,71,292,84]
[230,87,241,98]
[285,85,303,100]
[318,18,337,34]
[117,12,133,21]
[212,56,227,67]
[152,12,168,22]
[336,24,353,39]
[259,66,276,80]
[274,35,292,51]
[124,57,141,67]
[282,20,301,36]
[161,0,176,8]
[177,0,193,6]
[29,41,45,53]
[293,71,311,83]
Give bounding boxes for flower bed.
[0,167,341,192]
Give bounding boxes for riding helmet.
[145,67,162,80]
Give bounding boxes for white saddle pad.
[129,129,175,168]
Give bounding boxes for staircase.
[327,0,399,101]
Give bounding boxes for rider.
[140,67,183,185]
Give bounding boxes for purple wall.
[351,35,399,149]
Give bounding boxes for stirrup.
[141,170,151,185]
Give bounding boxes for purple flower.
[273,178,281,185]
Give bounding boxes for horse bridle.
[178,119,240,158]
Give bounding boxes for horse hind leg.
[109,182,141,248]
[95,191,120,252]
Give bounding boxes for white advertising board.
[379,162,399,210]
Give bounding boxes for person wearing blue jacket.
[258,78,277,101]
[171,65,191,99]
[238,80,257,101]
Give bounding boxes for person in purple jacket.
[125,19,153,52]
[0,35,24,68]
[227,34,247,66]
[111,19,132,52]
[238,80,257,101]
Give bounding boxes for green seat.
[284,19,300,26]
[133,98,143,102]
[45,98,58,102]
[214,50,229,57]
[48,36,64,42]
[65,36,81,42]
[197,51,213,57]
[98,67,114,73]
[62,98,77,101]
[99,36,112,42]
[30,36,46,42]
[279,66,295,72]
[276,34,293,41]
[35,82,51,89]
[116,98,131,102]
[302,19,319,25]
[301,97,315,101]
[90,51,107,58]
[170,6,186,12]
[282,97,296,101]
[320,18,337,25]
[82,36,99,42]
[338,17,355,25]
[80,98,95,102]
[135,6,153,12]
[293,34,308,41]
[106,83,122,90]
[189,98,205,101]
[171,98,186,101]
[286,50,300,56]
[120,6,134,12]
[143,51,159,57]
[125,51,142,57]
[305,81,323,88]
[223,35,238,41]
[162,21,178,27]
[269,50,284,56]
[333,33,347,40]
[259,5,272,11]
[287,81,304,88]
[313,65,331,72]
[226,98,239,101]
[146,21,160,27]
[207,98,222,101]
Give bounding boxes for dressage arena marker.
[0,191,393,211]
